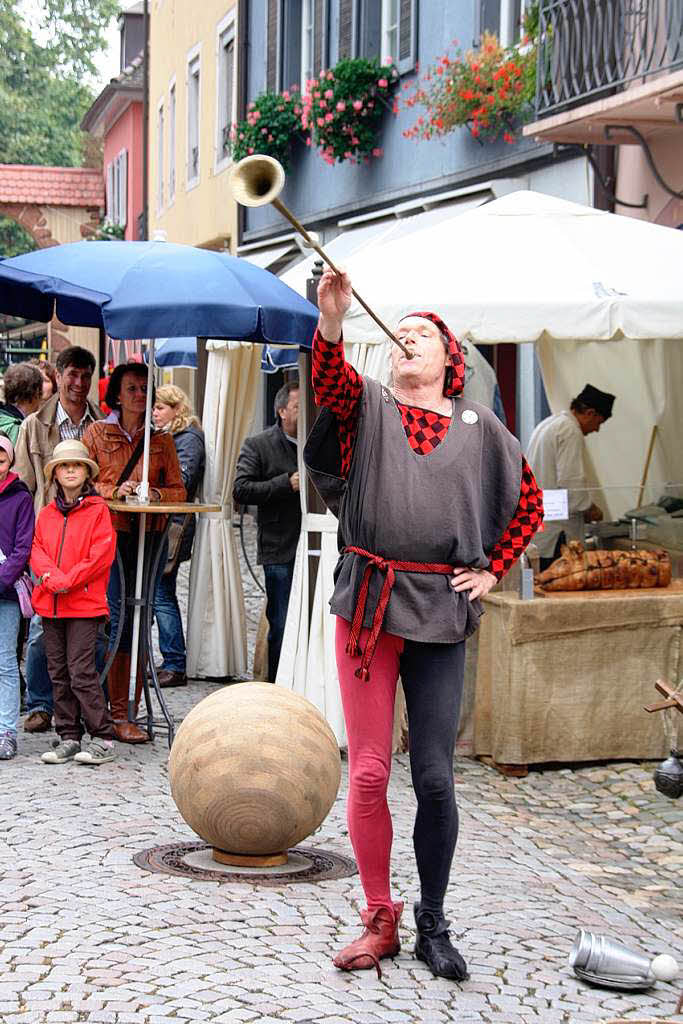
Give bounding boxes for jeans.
[154,559,186,673]
[107,532,140,654]
[263,560,295,683]
[0,599,21,735]
[25,614,54,715]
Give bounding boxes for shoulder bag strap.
[116,434,147,487]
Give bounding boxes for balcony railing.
[535,0,683,117]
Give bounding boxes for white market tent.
[274,189,683,745]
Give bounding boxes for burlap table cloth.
[474,583,683,766]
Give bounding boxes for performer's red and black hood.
[399,311,466,398]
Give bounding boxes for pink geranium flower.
[353,100,363,111]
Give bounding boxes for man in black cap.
[527,383,615,570]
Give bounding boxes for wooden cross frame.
[643,679,683,715]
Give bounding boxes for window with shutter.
[216,14,236,167]
[266,0,280,90]
[156,102,164,211]
[313,0,326,75]
[358,0,381,57]
[475,1,525,47]
[106,162,114,224]
[338,0,354,58]
[396,0,416,74]
[300,0,326,87]
[168,81,176,202]
[118,150,128,229]
[187,52,201,186]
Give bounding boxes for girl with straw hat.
[31,440,117,766]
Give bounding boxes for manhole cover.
[133,841,357,885]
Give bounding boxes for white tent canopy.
[275,190,683,744]
[340,189,683,344]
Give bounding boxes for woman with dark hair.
[83,362,185,743]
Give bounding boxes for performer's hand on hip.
[317,268,352,341]
[450,566,498,601]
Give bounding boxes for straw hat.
[43,439,99,484]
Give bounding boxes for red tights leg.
[336,616,404,913]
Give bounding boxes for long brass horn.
[229,154,411,358]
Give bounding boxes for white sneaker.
[74,738,116,765]
[41,739,80,764]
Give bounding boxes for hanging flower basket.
[227,90,306,171]
[402,27,537,145]
[302,57,398,165]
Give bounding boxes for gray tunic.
[304,378,522,645]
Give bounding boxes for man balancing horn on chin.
[304,269,544,981]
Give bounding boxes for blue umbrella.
[145,337,198,368]
[147,339,306,372]
[261,344,301,373]
[0,240,318,343]
[0,240,319,720]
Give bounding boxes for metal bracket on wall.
[553,143,648,210]
[604,124,683,201]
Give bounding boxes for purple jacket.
[0,475,35,603]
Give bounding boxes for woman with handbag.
[83,364,185,743]
[151,385,205,688]
[0,431,35,760]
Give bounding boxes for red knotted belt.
[343,545,455,681]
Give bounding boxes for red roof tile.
[0,165,104,207]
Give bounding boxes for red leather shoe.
[333,901,404,979]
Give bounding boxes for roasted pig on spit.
[536,541,671,591]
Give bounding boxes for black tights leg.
[400,639,465,914]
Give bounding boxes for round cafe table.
[103,500,221,747]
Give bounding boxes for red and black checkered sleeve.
[487,458,544,581]
[312,327,364,478]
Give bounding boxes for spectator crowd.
[0,347,205,764]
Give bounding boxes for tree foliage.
[0,0,119,257]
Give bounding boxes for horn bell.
[229,154,286,208]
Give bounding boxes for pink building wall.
[616,133,683,229]
[103,101,143,241]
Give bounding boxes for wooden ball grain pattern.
[168,683,341,856]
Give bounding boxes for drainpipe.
[141,0,149,240]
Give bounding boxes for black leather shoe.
[414,903,469,981]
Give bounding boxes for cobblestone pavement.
[3,521,682,1024]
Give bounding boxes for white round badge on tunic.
[461,409,479,424]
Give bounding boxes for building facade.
[239,0,593,440]
[82,5,145,242]
[147,0,239,251]
[524,0,683,228]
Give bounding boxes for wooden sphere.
[168,683,341,857]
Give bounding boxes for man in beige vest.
[15,346,102,733]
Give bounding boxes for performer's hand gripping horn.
[228,154,413,359]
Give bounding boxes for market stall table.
[474,582,683,775]
[105,500,221,747]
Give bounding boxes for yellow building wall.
[148,0,239,252]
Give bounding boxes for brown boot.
[333,901,403,979]
[108,652,149,744]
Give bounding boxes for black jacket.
[233,422,300,565]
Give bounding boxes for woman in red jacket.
[30,440,117,766]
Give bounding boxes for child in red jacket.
[30,440,117,766]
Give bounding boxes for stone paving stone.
[3,519,682,1024]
